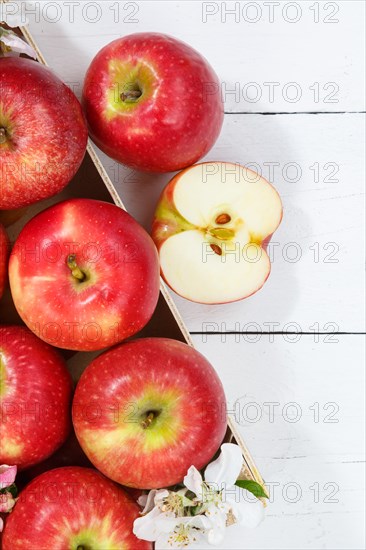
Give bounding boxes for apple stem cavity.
[66,254,86,282]
[0,127,6,144]
[141,410,159,429]
[120,89,142,102]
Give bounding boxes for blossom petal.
[137,493,149,510]
[186,515,212,530]
[154,489,170,504]
[155,516,183,534]
[0,465,17,488]
[133,506,162,542]
[205,503,227,546]
[183,465,204,500]
[155,530,211,550]
[228,490,265,528]
[0,492,16,513]
[0,31,37,58]
[204,443,243,488]
[155,513,213,535]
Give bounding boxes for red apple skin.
[0,57,88,209]
[83,32,224,172]
[0,222,8,298]
[73,337,227,489]
[0,325,72,470]
[2,467,151,550]
[8,198,160,351]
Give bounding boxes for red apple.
[8,198,160,351]
[82,32,224,172]
[0,222,8,298]
[72,337,227,489]
[152,161,283,303]
[1,467,151,550]
[0,325,72,469]
[0,57,88,209]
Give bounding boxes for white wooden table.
[19,1,365,548]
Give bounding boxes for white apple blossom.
[0,26,37,58]
[133,444,265,548]
[0,464,17,533]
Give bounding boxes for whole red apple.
[82,32,224,172]
[8,198,160,350]
[0,325,72,469]
[72,337,227,489]
[0,222,8,298]
[0,57,88,209]
[152,161,283,303]
[1,467,151,550]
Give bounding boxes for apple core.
[152,162,283,303]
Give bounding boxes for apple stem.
[66,254,86,282]
[120,90,142,102]
[0,128,6,144]
[141,411,155,429]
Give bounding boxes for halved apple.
[152,162,283,304]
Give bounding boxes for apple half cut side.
[152,162,283,304]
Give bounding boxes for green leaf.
[235,479,268,499]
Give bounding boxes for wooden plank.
[22,0,365,112]
[190,334,365,549]
[93,112,365,332]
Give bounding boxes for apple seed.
[215,213,231,225]
[210,243,222,256]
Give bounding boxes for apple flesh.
[8,198,160,351]
[0,57,88,209]
[72,337,227,489]
[0,222,8,298]
[0,325,72,469]
[152,162,283,304]
[82,32,224,172]
[1,467,151,550]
